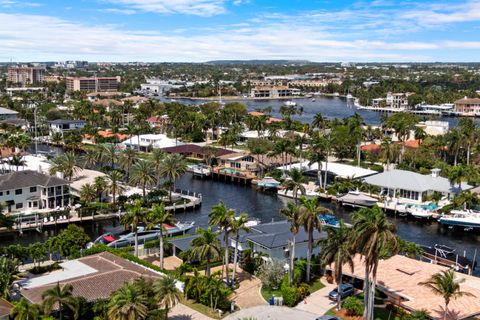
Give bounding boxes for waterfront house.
[120,134,183,152]
[216,151,290,174]
[0,170,70,213]
[162,144,234,162]
[19,252,164,305]
[146,115,170,131]
[248,111,282,124]
[454,97,480,116]
[0,107,18,121]
[363,168,471,205]
[339,254,480,319]
[372,92,412,109]
[47,119,86,137]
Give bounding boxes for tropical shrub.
[343,296,363,316]
[281,285,297,307]
[256,260,285,290]
[296,283,310,301]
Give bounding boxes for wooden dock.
[211,167,255,185]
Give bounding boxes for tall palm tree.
[8,154,26,171]
[160,154,188,201]
[129,160,156,198]
[119,148,138,179]
[318,220,354,310]
[380,138,394,170]
[209,201,235,283]
[107,283,148,320]
[93,176,108,202]
[101,144,118,169]
[229,213,251,285]
[352,206,398,320]
[42,283,79,320]
[146,203,174,269]
[281,168,307,204]
[10,298,41,320]
[79,183,96,204]
[120,199,146,257]
[49,152,79,181]
[149,149,165,186]
[153,276,182,320]
[419,270,474,320]
[106,170,125,206]
[190,227,221,277]
[299,196,329,283]
[280,202,301,286]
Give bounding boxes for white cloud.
[100,8,137,15]
[102,0,228,16]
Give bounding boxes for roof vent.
[431,168,441,178]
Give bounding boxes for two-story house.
[0,170,70,213]
[47,119,86,137]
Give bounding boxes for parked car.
[316,316,342,320]
[328,283,354,300]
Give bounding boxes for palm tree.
[101,144,118,169]
[280,202,301,286]
[352,206,398,320]
[93,176,108,202]
[149,148,165,186]
[419,270,474,320]
[146,203,174,269]
[120,199,146,257]
[42,283,79,320]
[153,276,182,320]
[106,170,125,206]
[299,196,329,283]
[209,202,235,282]
[49,152,79,181]
[107,283,148,320]
[160,154,188,201]
[229,213,251,285]
[119,148,138,179]
[281,168,307,204]
[380,138,395,170]
[318,220,354,310]
[8,154,26,171]
[190,227,221,277]
[10,298,41,320]
[129,160,156,198]
[79,183,96,204]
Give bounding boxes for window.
[0,191,3,196]
[15,203,23,209]
[6,191,9,195]
[33,201,38,207]
[15,189,22,195]
[30,186,37,193]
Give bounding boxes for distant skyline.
[1,0,480,62]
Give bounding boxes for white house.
[0,107,18,121]
[0,170,70,213]
[120,134,183,152]
[47,119,86,137]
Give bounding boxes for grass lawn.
[325,304,402,320]
[181,298,231,319]
[261,286,283,302]
[309,278,326,293]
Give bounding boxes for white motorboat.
[438,210,480,229]
[407,206,434,219]
[257,176,281,189]
[338,191,377,207]
[284,101,297,107]
[346,93,354,99]
[188,164,211,177]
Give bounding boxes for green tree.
[107,283,148,320]
[129,161,156,198]
[149,149,165,186]
[106,170,125,206]
[318,220,354,310]
[229,213,251,285]
[145,203,174,269]
[79,183,96,204]
[10,298,41,320]
[299,196,329,283]
[280,202,300,286]
[153,276,182,320]
[160,154,188,201]
[48,152,79,181]
[419,270,474,320]
[352,206,398,320]
[119,148,138,180]
[42,283,79,320]
[47,225,90,258]
[120,199,146,257]
[190,227,221,277]
[0,256,19,299]
[28,242,46,268]
[281,168,307,204]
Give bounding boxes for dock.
[211,167,255,185]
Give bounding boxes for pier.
[211,167,255,185]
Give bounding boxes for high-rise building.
[7,65,46,84]
[65,76,121,92]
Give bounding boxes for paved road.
[224,305,319,320]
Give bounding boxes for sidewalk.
[294,280,337,315]
[170,303,214,320]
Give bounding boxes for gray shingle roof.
[0,107,18,115]
[0,170,69,190]
[363,169,472,193]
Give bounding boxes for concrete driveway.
[294,281,337,315]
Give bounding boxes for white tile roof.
[277,161,377,179]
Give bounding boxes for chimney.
[431,168,441,178]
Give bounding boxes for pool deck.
[211,167,255,184]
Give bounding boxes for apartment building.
[66,76,121,92]
[7,65,45,84]
[454,97,480,116]
[0,170,70,213]
[372,92,412,109]
[288,79,341,88]
[250,85,294,98]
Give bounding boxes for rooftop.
[454,98,480,104]
[20,252,162,304]
[162,144,234,157]
[341,255,480,319]
[277,161,378,179]
[0,107,18,115]
[0,298,13,318]
[0,170,68,190]
[47,119,86,125]
[121,134,183,149]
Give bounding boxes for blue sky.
[1,0,480,62]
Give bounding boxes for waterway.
[2,173,479,275]
[162,96,480,127]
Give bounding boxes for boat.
[346,93,353,99]
[87,221,195,248]
[338,191,378,207]
[188,164,211,177]
[406,205,435,219]
[311,98,315,102]
[420,244,476,272]
[257,176,281,189]
[284,101,297,107]
[319,215,339,227]
[438,210,480,229]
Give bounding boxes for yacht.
[407,205,435,219]
[438,210,480,229]
[338,191,378,207]
[188,164,211,177]
[257,176,281,189]
[284,101,297,107]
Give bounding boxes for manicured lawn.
[309,278,326,293]
[182,298,231,319]
[261,286,283,302]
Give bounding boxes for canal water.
[2,173,479,275]
[164,96,480,127]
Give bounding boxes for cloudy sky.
[1,0,480,62]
